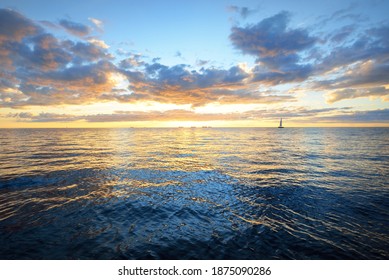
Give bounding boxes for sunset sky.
[0,0,388,127]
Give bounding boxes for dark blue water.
[0,128,388,259]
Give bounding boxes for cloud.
[0,8,117,108]
[196,59,209,66]
[316,2,366,28]
[119,53,144,68]
[1,108,292,123]
[229,11,317,85]
[8,109,245,122]
[88,38,109,49]
[68,41,111,63]
[16,33,73,71]
[313,109,389,123]
[0,9,41,69]
[17,61,118,105]
[8,112,81,122]
[0,9,41,43]
[316,24,389,72]
[306,19,389,103]
[119,63,283,106]
[329,25,356,43]
[228,9,387,95]
[84,110,242,122]
[7,106,363,123]
[230,11,317,61]
[227,5,256,19]
[59,19,91,37]
[39,20,60,30]
[0,8,293,108]
[88,17,104,31]
[0,9,317,109]
[1,55,118,107]
[325,87,389,103]
[1,7,388,120]
[251,57,313,85]
[318,60,389,89]
[312,24,389,103]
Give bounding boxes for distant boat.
[278,118,284,128]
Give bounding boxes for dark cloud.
[230,11,317,60]
[0,9,42,69]
[369,25,389,54]
[59,19,91,37]
[312,23,389,103]
[316,24,389,72]
[229,11,316,84]
[68,41,110,63]
[119,54,145,68]
[307,20,389,103]
[44,60,115,83]
[0,9,41,42]
[0,32,110,76]
[117,60,301,107]
[252,64,313,85]
[317,60,389,90]
[15,33,72,71]
[316,39,375,73]
[119,63,267,106]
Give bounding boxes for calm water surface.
[0,128,388,259]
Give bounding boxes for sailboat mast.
[278,117,284,128]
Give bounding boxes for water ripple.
[0,128,388,259]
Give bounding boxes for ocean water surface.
[0,128,388,259]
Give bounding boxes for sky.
[0,0,388,127]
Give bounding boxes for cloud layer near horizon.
[0,7,388,123]
[7,107,388,123]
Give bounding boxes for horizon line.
[1,126,389,129]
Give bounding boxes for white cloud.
[88,17,104,31]
[88,38,109,49]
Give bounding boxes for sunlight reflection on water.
[0,128,388,259]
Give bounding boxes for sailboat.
[278,118,284,128]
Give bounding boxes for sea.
[0,128,388,259]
